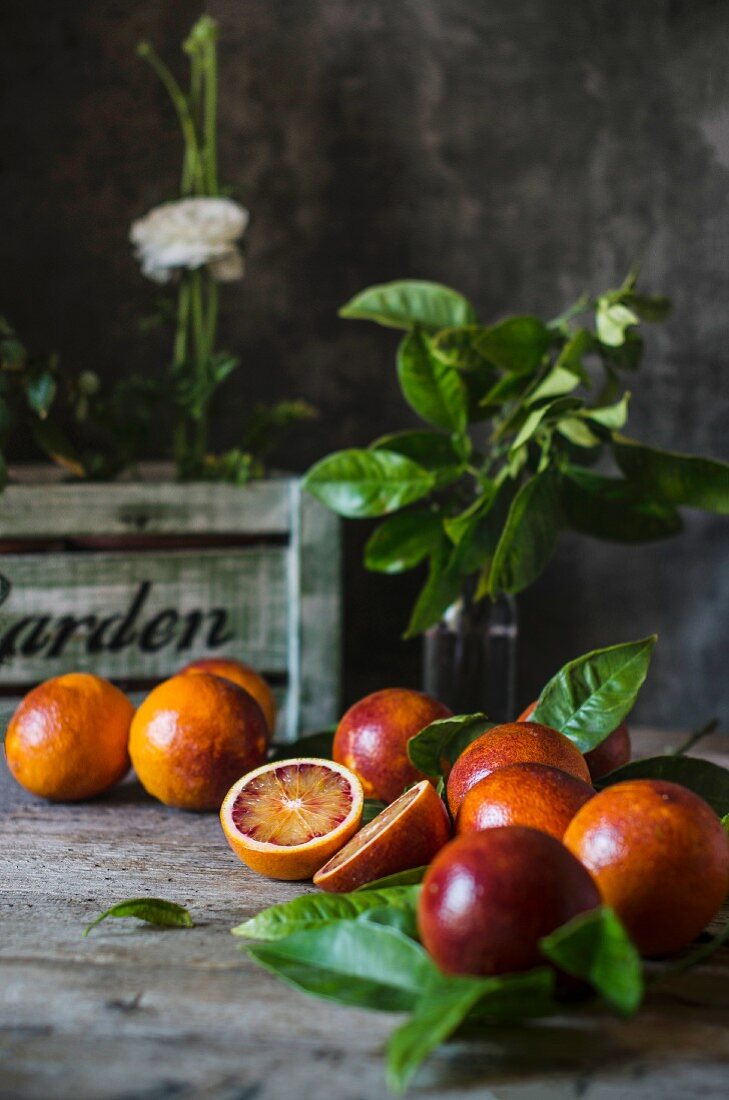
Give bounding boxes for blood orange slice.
[220,758,363,880]
[313,779,451,893]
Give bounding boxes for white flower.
[130,197,249,284]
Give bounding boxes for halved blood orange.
[313,779,451,893]
[220,758,363,880]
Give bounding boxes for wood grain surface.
[2,729,729,1100]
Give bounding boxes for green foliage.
[305,276,729,634]
[83,898,193,937]
[597,754,729,817]
[232,886,420,941]
[540,907,643,1016]
[531,636,656,753]
[407,713,492,778]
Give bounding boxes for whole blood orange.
[129,672,268,811]
[220,758,363,880]
[564,778,729,956]
[517,701,631,781]
[418,826,601,976]
[446,722,590,814]
[4,673,133,802]
[180,656,276,734]
[333,687,452,803]
[314,779,451,892]
[457,762,594,840]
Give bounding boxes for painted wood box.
[0,466,341,741]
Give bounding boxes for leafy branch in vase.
[304,275,729,635]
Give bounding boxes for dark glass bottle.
[422,589,517,722]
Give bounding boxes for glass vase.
[422,588,518,722]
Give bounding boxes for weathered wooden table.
[2,730,729,1100]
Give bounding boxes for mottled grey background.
[1,0,727,728]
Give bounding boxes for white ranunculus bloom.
[130,197,249,284]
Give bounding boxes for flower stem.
[137,43,204,195]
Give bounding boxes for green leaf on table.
[245,919,437,1012]
[232,886,420,941]
[722,813,729,835]
[596,299,639,347]
[357,904,420,940]
[340,280,476,330]
[397,328,468,432]
[386,968,556,1093]
[364,509,442,574]
[597,755,729,817]
[540,907,642,1016]
[371,430,466,488]
[474,316,551,374]
[303,448,435,518]
[408,713,492,778]
[83,898,193,937]
[356,866,428,891]
[487,470,561,596]
[583,391,630,430]
[531,636,656,753]
[613,435,729,514]
[562,466,683,542]
[270,728,335,761]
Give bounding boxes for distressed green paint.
[0,470,341,742]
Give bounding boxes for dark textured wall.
[1,0,728,728]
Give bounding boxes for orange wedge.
[220,758,364,880]
[313,779,451,893]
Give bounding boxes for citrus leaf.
[557,418,601,448]
[613,435,729,514]
[83,898,193,937]
[524,365,582,405]
[408,713,492,778]
[364,509,442,574]
[403,535,464,639]
[232,886,420,940]
[386,969,556,1093]
[397,328,468,432]
[622,292,672,322]
[371,430,465,489]
[245,920,438,1012]
[531,636,656,752]
[562,466,683,542]
[597,755,729,817]
[356,867,428,891]
[340,280,475,330]
[596,299,639,346]
[583,392,630,430]
[540,907,642,1016]
[474,316,551,373]
[488,470,561,596]
[303,448,435,518]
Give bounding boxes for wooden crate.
[0,466,341,741]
